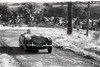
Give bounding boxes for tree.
[67,2,73,35]
[0,3,10,23]
[17,3,45,24]
[73,4,87,21]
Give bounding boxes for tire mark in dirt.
[0,36,43,67]
[0,37,25,67]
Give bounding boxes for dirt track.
[0,29,100,67]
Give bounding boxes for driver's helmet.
[27,29,31,34]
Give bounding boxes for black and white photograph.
[0,0,100,67]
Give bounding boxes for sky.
[0,0,100,3]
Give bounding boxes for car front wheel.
[47,47,52,53]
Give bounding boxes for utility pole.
[67,2,73,35]
[86,1,90,36]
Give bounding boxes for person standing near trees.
[75,17,81,31]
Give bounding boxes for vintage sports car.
[19,33,52,53]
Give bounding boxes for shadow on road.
[0,46,50,55]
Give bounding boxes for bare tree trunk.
[86,1,90,36]
[67,2,73,35]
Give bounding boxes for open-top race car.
[19,31,52,53]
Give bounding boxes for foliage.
[21,3,45,15]
[0,3,10,22]
[90,6,100,20]
[73,4,87,21]
[17,3,45,24]
[44,7,67,17]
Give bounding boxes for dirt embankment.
[53,30,100,61]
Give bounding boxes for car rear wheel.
[20,44,23,48]
[19,41,23,48]
[47,47,52,53]
[23,44,29,52]
[33,47,39,53]
[23,38,29,52]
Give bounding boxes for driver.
[27,29,32,34]
[24,29,33,40]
